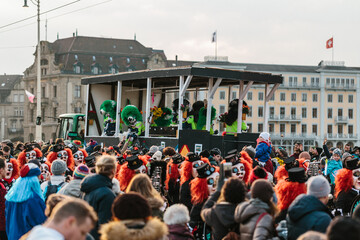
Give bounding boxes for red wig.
[79,148,88,158]
[190,178,209,204]
[180,157,210,185]
[165,159,180,190]
[275,179,306,210]
[335,168,353,198]
[17,148,42,168]
[9,158,20,179]
[117,157,148,191]
[275,165,288,182]
[241,151,253,166]
[46,148,75,171]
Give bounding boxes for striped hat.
[73,164,90,179]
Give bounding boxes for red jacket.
[0,181,6,231]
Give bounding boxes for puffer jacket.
[234,198,277,240]
[99,218,168,240]
[326,159,342,184]
[58,178,82,198]
[255,141,271,163]
[287,194,332,240]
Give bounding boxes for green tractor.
[56,113,85,142]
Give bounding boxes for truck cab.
[57,113,85,141]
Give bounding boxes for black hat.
[196,163,216,178]
[24,143,34,152]
[187,152,200,162]
[84,155,96,168]
[172,153,184,165]
[344,158,360,170]
[210,148,221,156]
[286,167,306,183]
[116,155,126,165]
[131,148,140,156]
[51,144,64,153]
[70,145,79,154]
[126,155,143,170]
[284,156,296,165]
[200,150,210,158]
[353,146,360,153]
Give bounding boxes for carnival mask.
[134,164,146,174]
[207,172,219,195]
[41,163,50,180]
[25,150,37,162]
[73,150,84,166]
[57,150,68,162]
[232,162,246,180]
[353,169,360,190]
[192,160,204,178]
[5,162,12,179]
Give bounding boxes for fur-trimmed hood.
[100,218,168,240]
[147,196,164,209]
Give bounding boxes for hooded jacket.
[201,191,239,240]
[234,199,276,240]
[287,194,332,240]
[81,174,116,240]
[58,178,82,198]
[99,218,168,240]
[255,141,271,163]
[326,159,342,184]
[147,196,165,220]
[167,224,194,240]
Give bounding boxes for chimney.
[73,32,75,37]
[175,55,178,66]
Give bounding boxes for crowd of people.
[0,133,360,240]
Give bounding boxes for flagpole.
[332,36,334,62]
[215,30,217,61]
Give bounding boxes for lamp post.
[24,0,42,141]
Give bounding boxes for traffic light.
[36,116,41,125]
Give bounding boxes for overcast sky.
[1,0,359,74]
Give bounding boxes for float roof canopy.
[81,66,283,88]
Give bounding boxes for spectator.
[341,152,352,165]
[126,173,165,219]
[325,148,343,185]
[344,143,352,153]
[81,155,116,240]
[58,164,90,198]
[299,151,311,161]
[255,132,273,173]
[41,160,68,201]
[44,194,69,217]
[290,142,303,159]
[5,163,46,240]
[13,142,24,158]
[164,204,193,240]
[209,148,221,166]
[234,179,278,240]
[201,177,247,240]
[326,217,360,240]
[297,231,326,240]
[287,175,332,240]
[99,193,168,240]
[26,198,97,240]
[0,158,7,240]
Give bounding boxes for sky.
[1,0,360,74]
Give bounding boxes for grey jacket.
[58,179,82,198]
[234,199,278,240]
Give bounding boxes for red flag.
[25,90,35,103]
[326,37,333,49]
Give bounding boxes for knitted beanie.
[73,164,90,179]
[51,160,67,175]
[307,175,331,198]
[251,179,274,203]
[112,193,151,220]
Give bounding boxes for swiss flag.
[326,37,333,49]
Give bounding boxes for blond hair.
[126,173,161,200]
[95,155,116,177]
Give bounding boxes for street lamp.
[24,0,42,141]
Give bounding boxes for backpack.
[44,181,65,201]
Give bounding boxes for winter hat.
[112,192,151,220]
[299,152,311,160]
[151,151,163,161]
[89,139,98,146]
[200,150,210,158]
[73,164,89,179]
[251,179,274,203]
[51,160,67,175]
[249,166,268,185]
[164,204,190,225]
[259,132,270,142]
[333,148,341,156]
[245,146,256,159]
[149,145,159,154]
[20,163,41,178]
[307,175,331,198]
[342,152,352,162]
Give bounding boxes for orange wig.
[117,157,148,191]
[240,151,253,166]
[275,179,306,210]
[46,148,75,171]
[17,148,42,168]
[190,178,209,204]
[8,158,20,179]
[165,159,180,190]
[335,168,353,198]
[180,157,210,185]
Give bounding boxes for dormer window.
[40,59,48,65]
[91,63,102,75]
[109,63,119,74]
[73,61,83,74]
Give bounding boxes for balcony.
[8,128,24,135]
[277,83,320,89]
[325,133,357,140]
[335,116,348,124]
[270,133,317,140]
[325,84,355,91]
[268,115,302,122]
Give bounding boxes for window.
[219,91,225,100]
[232,91,237,100]
[19,94,24,102]
[328,125,332,134]
[291,107,296,119]
[270,94,275,101]
[280,92,285,101]
[302,93,307,102]
[291,124,296,134]
[14,107,18,116]
[338,108,343,117]
[74,85,81,98]
[258,123,263,132]
[338,124,343,134]
[74,107,82,113]
[326,78,330,85]
[349,95,354,103]
[248,106,252,117]
[30,109,34,123]
[42,108,45,123]
[349,109,353,119]
[351,79,355,86]
[280,107,285,118]
[289,76,297,86]
[13,94,18,102]
[328,94,333,102]
[331,78,335,87]
[19,107,23,116]
[338,94,343,103]
[280,124,285,133]
[41,68,47,76]
[75,66,81,74]
[312,124,318,135]
[328,108,332,119]
[346,78,350,87]
[258,106,263,117]
[291,93,296,102]
[247,92,252,100]
[301,124,307,134]
[40,59,48,65]
[53,108,57,118]
[312,94,318,102]
[53,86,57,98]
[302,108,307,118]
[11,120,16,129]
[247,123,252,133]
[349,125,354,135]
[42,86,46,98]
[269,107,275,118]
[258,92,264,101]
[93,67,99,75]
[302,77,307,86]
[269,123,274,133]
[219,105,226,114]
[336,78,340,87]
[311,77,320,87]
[312,108,317,118]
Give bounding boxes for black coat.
[81,174,116,240]
[167,178,181,205]
[287,194,332,240]
[180,179,193,211]
[335,188,360,216]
